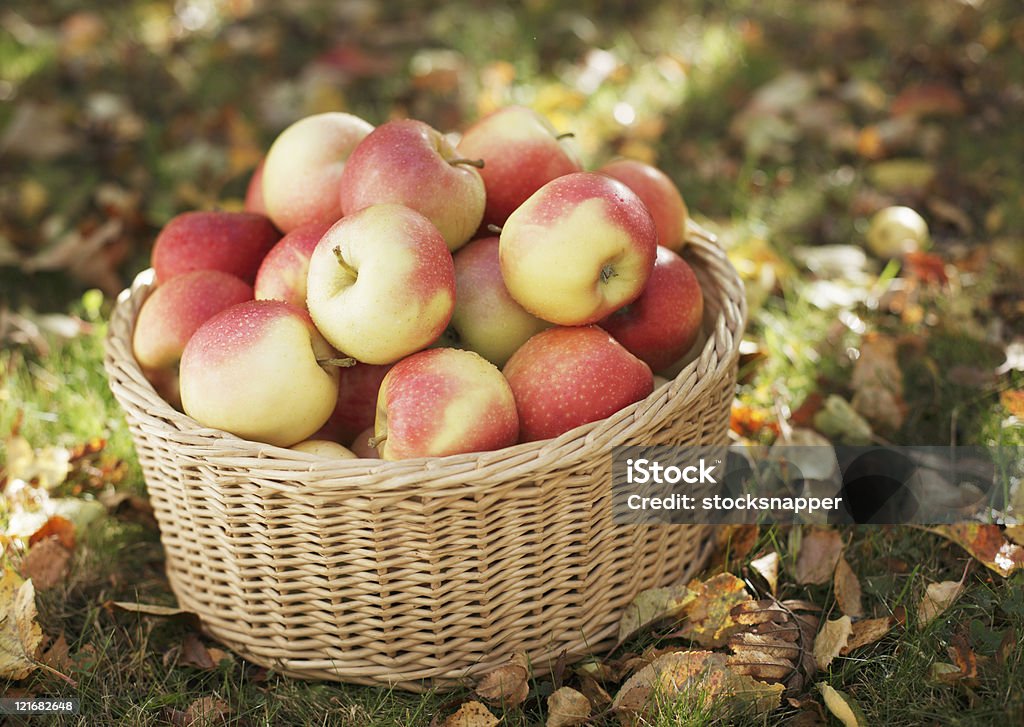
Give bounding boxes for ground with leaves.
[2,1,1023,725]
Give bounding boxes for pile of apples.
[131,107,705,461]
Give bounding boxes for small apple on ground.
[598,159,688,252]
[450,236,550,367]
[375,348,519,459]
[599,245,704,372]
[865,205,930,257]
[152,210,281,285]
[179,300,340,447]
[499,171,657,325]
[262,112,373,232]
[339,119,485,251]
[306,204,456,364]
[502,325,653,442]
[455,105,581,229]
[290,439,357,459]
[254,221,331,310]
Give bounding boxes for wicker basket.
[103,221,746,691]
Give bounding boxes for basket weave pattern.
[104,225,746,690]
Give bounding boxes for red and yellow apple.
[498,172,657,325]
[339,119,485,251]
[502,325,653,442]
[179,300,340,447]
[262,112,373,232]
[244,158,267,216]
[151,210,280,284]
[254,221,331,309]
[289,439,357,459]
[599,246,704,372]
[314,362,393,445]
[455,105,581,229]
[450,236,550,367]
[375,347,519,459]
[306,204,455,364]
[598,159,688,252]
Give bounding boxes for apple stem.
[486,224,503,235]
[367,434,387,449]
[332,246,358,280]
[555,132,575,140]
[318,357,358,368]
[448,157,485,169]
[600,264,618,283]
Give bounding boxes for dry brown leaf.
[841,617,895,653]
[674,573,753,648]
[813,616,852,670]
[930,662,962,683]
[577,674,612,710]
[917,578,966,629]
[474,652,529,707]
[21,537,72,590]
[794,527,843,585]
[546,686,591,727]
[178,696,230,727]
[749,552,780,595]
[40,633,72,673]
[850,334,906,433]
[441,700,499,727]
[818,683,867,727]
[707,525,760,573]
[927,524,1024,578]
[833,556,863,618]
[179,633,215,670]
[617,584,695,644]
[1006,526,1024,546]
[948,634,978,685]
[27,515,76,551]
[106,600,200,627]
[0,567,43,680]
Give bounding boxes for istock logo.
[625,457,720,485]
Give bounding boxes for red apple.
[375,347,518,459]
[314,362,393,445]
[179,300,340,447]
[244,158,267,215]
[455,105,581,229]
[499,172,657,325]
[598,159,688,252]
[262,112,373,232]
[254,221,331,309]
[306,204,456,365]
[151,210,281,285]
[598,246,704,372]
[450,236,550,367]
[339,119,485,251]
[502,326,653,442]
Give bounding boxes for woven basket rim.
[105,221,747,496]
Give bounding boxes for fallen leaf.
[1006,526,1024,546]
[21,537,72,590]
[105,600,201,629]
[930,661,962,683]
[577,674,612,710]
[176,696,230,727]
[474,652,529,707]
[40,633,72,673]
[440,700,499,727]
[927,524,1024,577]
[812,395,874,446]
[674,573,753,648]
[917,565,969,629]
[833,556,863,618]
[813,616,852,670]
[948,634,978,685]
[27,516,76,551]
[546,686,591,727]
[850,334,906,433]
[891,82,965,118]
[1001,390,1024,417]
[617,584,695,644]
[179,633,215,670]
[841,617,895,653]
[903,251,948,284]
[0,567,43,680]
[794,527,844,585]
[750,552,780,595]
[818,683,868,727]
[707,525,761,574]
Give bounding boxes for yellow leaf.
[917,580,964,629]
[617,584,695,644]
[794,527,844,585]
[0,567,43,680]
[834,555,863,618]
[842,617,896,654]
[750,552,780,595]
[819,683,868,727]
[546,686,591,727]
[675,573,753,648]
[441,700,499,727]
[813,616,852,670]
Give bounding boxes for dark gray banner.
[611,445,1023,525]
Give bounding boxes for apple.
[338,119,485,251]
[179,300,340,447]
[349,425,380,459]
[151,210,281,285]
[290,439,357,459]
[262,112,373,232]
[254,221,331,309]
[865,205,930,258]
[314,362,393,445]
[598,159,688,252]
[375,348,519,459]
[502,325,653,442]
[498,171,657,325]
[598,246,704,372]
[455,105,581,229]
[306,204,456,365]
[244,158,267,215]
[450,236,550,367]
